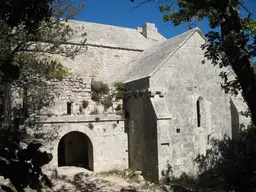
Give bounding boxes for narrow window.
[67,102,73,115]
[197,99,201,127]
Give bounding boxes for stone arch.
[58,131,93,171]
[51,124,101,172]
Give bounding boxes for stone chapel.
[10,20,249,182]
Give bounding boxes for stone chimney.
[141,23,158,40]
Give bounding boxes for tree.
[132,0,256,124]
[0,0,85,81]
[0,0,85,191]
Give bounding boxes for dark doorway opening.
[58,131,93,171]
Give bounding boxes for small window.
[67,102,73,115]
[196,97,205,128]
[197,99,201,127]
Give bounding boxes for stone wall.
[125,80,159,182]
[24,76,128,173]
[149,31,236,177]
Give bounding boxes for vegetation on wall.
[101,95,113,111]
[82,100,89,109]
[88,123,94,129]
[90,80,126,113]
[113,81,125,101]
[115,104,122,112]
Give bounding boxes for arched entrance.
[58,131,93,171]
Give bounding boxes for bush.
[91,91,101,102]
[114,81,125,101]
[91,80,109,94]
[95,117,100,122]
[88,123,94,129]
[115,104,122,111]
[82,100,89,109]
[101,95,113,110]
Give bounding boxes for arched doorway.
[58,131,93,171]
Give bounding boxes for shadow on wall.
[161,127,256,192]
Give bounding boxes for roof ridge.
[124,27,205,83]
[149,28,198,77]
[69,19,141,32]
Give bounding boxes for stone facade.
[124,28,249,181]
[12,21,249,182]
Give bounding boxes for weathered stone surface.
[10,22,250,184]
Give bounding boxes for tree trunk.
[221,5,256,125]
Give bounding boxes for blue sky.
[75,0,256,39]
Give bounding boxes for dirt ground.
[40,167,166,192]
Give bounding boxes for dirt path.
[40,167,165,192]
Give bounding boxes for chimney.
[141,23,158,40]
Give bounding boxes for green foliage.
[25,57,72,81]
[91,80,109,94]
[91,81,110,105]
[101,95,113,111]
[151,0,256,123]
[0,125,53,191]
[91,91,101,102]
[113,81,125,101]
[115,104,122,111]
[95,117,100,122]
[0,1,85,191]
[0,0,85,81]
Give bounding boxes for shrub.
[95,117,100,122]
[91,91,101,102]
[88,123,94,129]
[91,80,109,94]
[82,100,89,109]
[114,81,125,101]
[115,104,122,111]
[101,95,113,110]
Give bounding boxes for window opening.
[67,102,73,115]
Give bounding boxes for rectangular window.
[197,100,201,127]
[67,102,73,115]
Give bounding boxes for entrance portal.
[58,131,93,171]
